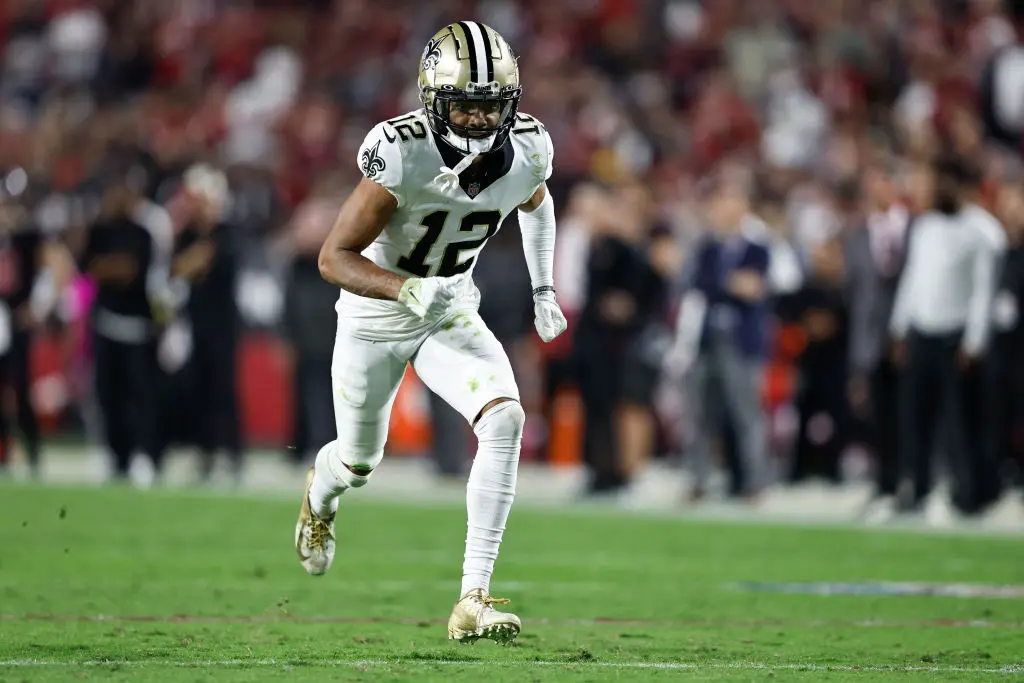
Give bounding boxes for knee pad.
[473,400,526,442]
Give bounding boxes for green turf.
[0,483,1022,681]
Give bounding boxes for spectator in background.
[613,183,676,490]
[280,176,342,469]
[890,157,1000,517]
[958,164,1008,510]
[171,164,244,483]
[573,181,667,496]
[709,189,803,498]
[81,172,172,484]
[0,179,71,475]
[684,179,771,502]
[845,164,912,517]
[779,233,849,484]
[540,183,598,446]
[989,181,1024,491]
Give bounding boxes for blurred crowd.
[1,0,1023,514]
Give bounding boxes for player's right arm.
[317,176,405,300]
[318,119,462,319]
[318,119,408,300]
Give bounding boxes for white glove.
[398,275,465,319]
[533,290,567,342]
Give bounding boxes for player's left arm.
[518,182,557,294]
[518,176,566,342]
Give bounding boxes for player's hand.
[847,373,871,417]
[533,290,567,342]
[890,339,906,368]
[398,275,464,319]
[663,343,694,378]
[957,348,979,373]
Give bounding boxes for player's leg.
[411,312,523,645]
[295,326,408,575]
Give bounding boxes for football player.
[294,21,566,645]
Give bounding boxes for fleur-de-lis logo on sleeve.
[360,140,386,179]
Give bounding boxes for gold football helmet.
[418,21,522,154]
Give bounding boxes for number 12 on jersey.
[396,209,502,278]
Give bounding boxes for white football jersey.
[336,108,553,340]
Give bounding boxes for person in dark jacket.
[171,165,244,482]
[779,235,849,483]
[81,176,172,482]
[573,182,668,495]
[685,179,771,500]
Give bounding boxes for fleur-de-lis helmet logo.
[360,140,386,179]
[421,34,447,72]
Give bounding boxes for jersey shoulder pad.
[510,112,553,184]
[356,119,407,206]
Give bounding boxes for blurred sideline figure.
[572,181,669,496]
[611,182,677,491]
[81,169,174,483]
[958,166,1010,509]
[779,233,849,484]
[280,176,347,468]
[989,183,1024,490]
[845,164,912,516]
[890,157,1001,517]
[0,178,73,476]
[169,164,244,483]
[679,178,770,502]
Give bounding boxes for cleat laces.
[307,515,334,551]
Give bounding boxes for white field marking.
[2,613,1023,629]
[0,659,1021,674]
[0,577,611,592]
[3,613,1023,628]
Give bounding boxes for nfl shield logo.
[467,182,481,198]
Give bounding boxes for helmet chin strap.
[434,130,496,193]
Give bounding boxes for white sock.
[308,440,373,518]
[461,401,525,598]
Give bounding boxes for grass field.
[1,483,1022,681]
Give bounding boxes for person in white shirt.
[889,157,1000,514]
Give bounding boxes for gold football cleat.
[447,589,521,645]
[294,467,336,575]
